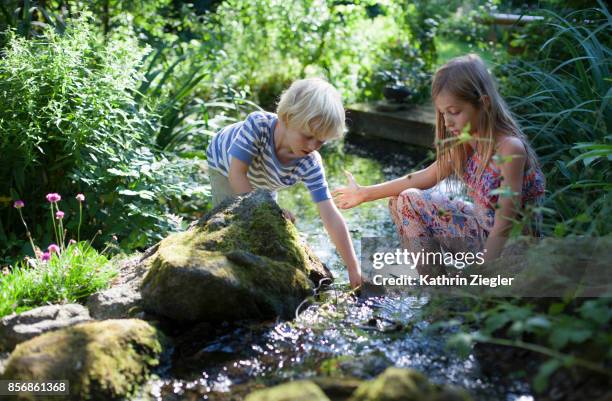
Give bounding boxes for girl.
[333,54,544,269]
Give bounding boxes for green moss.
[350,368,433,401]
[140,192,330,321]
[348,368,473,401]
[2,319,166,401]
[206,201,307,268]
[141,232,312,320]
[245,380,331,401]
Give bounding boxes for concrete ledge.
[346,102,436,148]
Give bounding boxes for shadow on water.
[146,134,534,401]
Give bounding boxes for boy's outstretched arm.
[228,158,253,194]
[316,199,361,289]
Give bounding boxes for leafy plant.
[0,241,116,317]
[203,0,415,105]
[372,41,432,104]
[496,2,611,235]
[0,16,211,260]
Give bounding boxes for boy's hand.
[332,170,365,209]
[282,208,296,223]
[348,269,362,289]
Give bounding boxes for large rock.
[87,285,142,320]
[0,304,91,352]
[140,190,333,322]
[86,254,149,320]
[1,319,166,401]
[245,380,331,401]
[349,367,472,401]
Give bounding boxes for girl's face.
[434,91,481,137]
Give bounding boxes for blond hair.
[276,78,345,141]
[431,54,540,184]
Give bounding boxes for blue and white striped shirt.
[206,111,331,203]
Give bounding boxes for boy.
[206,78,361,288]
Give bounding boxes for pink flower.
[48,244,60,254]
[41,252,51,262]
[13,200,25,209]
[68,239,77,245]
[46,193,61,203]
[76,193,85,202]
[55,210,65,219]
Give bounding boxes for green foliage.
[0,0,178,43]
[496,2,611,235]
[138,41,261,154]
[371,42,432,104]
[429,296,612,393]
[203,0,419,106]
[0,242,116,318]
[0,16,211,260]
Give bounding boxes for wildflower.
[41,252,51,262]
[56,210,65,219]
[46,193,61,203]
[48,244,60,254]
[13,200,25,209]
[68,239,77,245]
[76,193,85,202]
[112,235,118,241]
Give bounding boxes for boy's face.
[285,124,326,157]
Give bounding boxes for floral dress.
[388,148,545,255]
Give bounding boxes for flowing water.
[146,134,534,401]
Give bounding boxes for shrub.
[496,3,611,235]
[204,0,414,105]
[0,15,210,261]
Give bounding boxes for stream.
[145,134,535,401]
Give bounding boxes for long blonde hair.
[431,54,540,184]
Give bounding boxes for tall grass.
[497,2,611,235]
[0,242,116,318]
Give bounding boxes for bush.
[496,3,611,235]
[0,16,210,261]
[204,0,415,105]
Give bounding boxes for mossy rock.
[141,190,333,322]
[245,380,331,401]
[1,319,166,401]
[349,367,472,401]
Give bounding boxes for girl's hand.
[332,170,365,209]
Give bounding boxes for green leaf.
[118,189,155,200]
[525,316,552,332]
[548,302,565,315]
[533,359,561,393]
[579,300,611,325]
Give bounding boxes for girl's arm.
[228,158,253,194]
[332,161,440,209]
[484,138,527,261]
[317,199,361,288]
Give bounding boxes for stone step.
[346,102,436,148]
